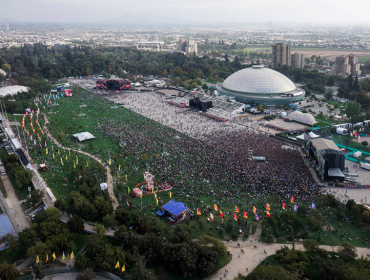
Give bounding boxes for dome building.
[216,65,305,105]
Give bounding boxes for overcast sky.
[1,0,370,24]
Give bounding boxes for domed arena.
[216,65,305,105]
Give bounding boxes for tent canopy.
[162,200,187,216]
[308,131,320,138]
[73,132,95,142]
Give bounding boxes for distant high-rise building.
[272,43,291,67]
[335,54,361,76]
[177,39,197,55]
[5,23,9,31]
[291,52,305,69]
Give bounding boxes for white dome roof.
[221,65,297,94]
[288,111,316,125]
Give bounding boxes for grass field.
[74,232,90,253]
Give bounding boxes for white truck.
[360,162,370,171]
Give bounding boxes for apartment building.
[272,43,291,67]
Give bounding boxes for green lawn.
[74,232,90,253]
[0,249,19,265]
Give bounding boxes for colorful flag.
[235,206,239,213]
[233,213,237,221]
[119,165,121,171]
[115,261,120,269]
[294,205,298,212]
[61,158,63,165]
[128,187,130,194]
[266,211,271,217]
[46,148,48,155]
[70,252,74,260]
[156,199,158,206]
[74,162,76,168]
[311,202,316,209]
[255,213,260,221]
[197,208,201,215]
[122,265,125,272]
[214,204,218,211]
[62,252,65,260]
[220,210,224,218]
[36,256,39,263]
[290,196,295,203]
[46,254,48,262]
[266,203,271,210]
[169,191,172,198]
[282,202,286,210]
[210,213,214,221]
[126,200,130,207]
[252,206,256,214]
[125,174,127,181]
[52,252,56,261]
[154,193,157,200]
[243,211,248,219]
[119,193,122,201]
[109,159,111,165]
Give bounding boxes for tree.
[361,141,369,148]
[29,189,44,204]
[202,83,209,91]
[2,63,11,73]
[348,74,354,90]
[0,261,19,280]
[14,168,33,188]
[346,199,356,211]
[325,90,333,100]
[362,211,370,224]
[356,90,368,105]
[353,75,360,92]
[76,268,96,280]
[102,214,115,228]
[126,249,157,280]
[161,69,167,77]
[345,102,360,123]
[74,253,91,271]
[246,265,300,280]
[67,215,85,233]
[339,241,357,259]
[303,239,319,252]
[57,131,65,142]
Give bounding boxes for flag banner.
[52,252,56,260]
[243,210,248,219]
[255,213,260,221]
[311,202,316,209]
[214,204,218,211]
[233,213,237,221]
[282,202,286,210]
[253,206,257,214]
[294,205,298,212]
[36,256,39,263]
[122,265,125,272]
[266,203,271,210]
[220,210,224,218]
[266,211,271,217]
[235,206,239,213]
[210,213,214,221]
[290,196,295,203]
[115,261,120,269]
[62,252,65,260]
[127,200,130,207]
[70,252,74,260]
[169,191,172,198]
[197,208,201,215]
[119,193,122,201]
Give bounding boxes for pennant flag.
[140,192,142,199]
[255,213,260,221]
[52,252,56,261]
[69,150,71,156]
[122,265,125,272]
[266,203,271,210]
[62,252,65,260]
[266,211,271,217]
[46,148,48,155]
[233,213,237,221]
[119,193,122,201]
[169,191,172,198]
[235,206,239,213]
[290,196,295,203]
[197,208,201,215]
[58,150,60,155]
[154,193,157,201]
[210,213,214,221]
[70,252,74,260]
[66,155,68,160]
[128,187,130,194]
[252,206,257,214]
[220,210,224,218]
[125,174,127,181]
[109,159,111,165]
[53,153,55,159]
[74,162,76,168]
[311,202,316,209]
[36,256,39,263]
[61,158,63,165]
[282,202,286,210]
[46,254,48,262]
[243,210,248,219]
[115,261,120,269]
[294,205,298,212]
[156,198,158,206]
[126,199,130,207]
[214,204,218,211]
[119,165,121,171]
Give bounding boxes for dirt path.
[206,241,370,280]
[42,114,119,210]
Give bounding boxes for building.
[5,23,9,31]
[156,200,190,224]
[335,54,361,76]
[177,39,197,55]
[291,52,305,69]
[215,65,305,105]
[272,43,291,67]
[304,137,345,181]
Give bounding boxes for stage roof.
[73,132,95,142]
[162,200,187,216]
[311,138,341,152]
[328,168,345,178]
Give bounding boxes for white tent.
[73,132,96,142]
[296,134,305,140]
[308,132,320,139]
[100,183,108,191]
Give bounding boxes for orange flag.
[266,211,271,217]
[233,213,237,221]
[290,196,295,203]
[235,206,239,213]
[253,206,257,214]
[243,211,248,219]
[214,204,218,211]
[197,208,201,215]
[220,210,224,218]
[266,203,271,210]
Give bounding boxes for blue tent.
[160,200,188,217]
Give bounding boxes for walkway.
[206,241,370,280]
[0,174,30,232]
[42,113,119,210]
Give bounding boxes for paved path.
[42,113,118,210]
[206,241,370,280]
[0,174,30,232]
[42,272,111,280]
